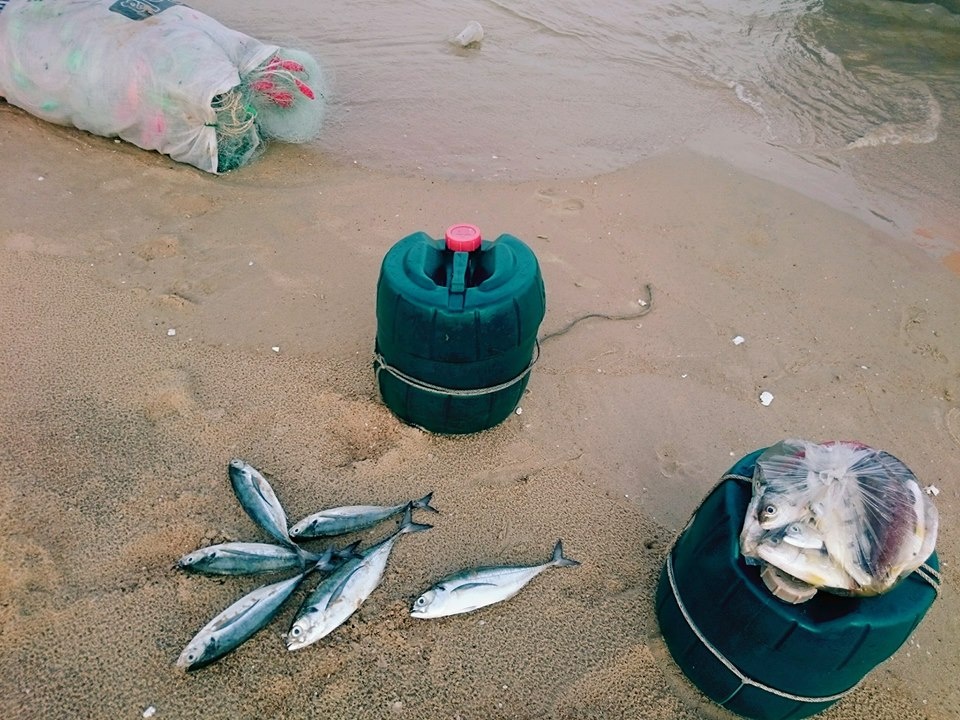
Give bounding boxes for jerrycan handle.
[444,224,482,310]
[450,251,470,294]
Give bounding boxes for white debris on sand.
[759,391,774,406]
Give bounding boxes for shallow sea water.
[198,0,959,247]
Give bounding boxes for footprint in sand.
[3,231,86,257]
[656,443,705,481]
[656,444,681,479]
[135,234,181,261]
[947,408,960,448]
[535,189,585,215]
[899,305,948,363]
[143,368,198,421]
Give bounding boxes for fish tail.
[306,546,336,572]
[413,491,440,514]
[550,540,580,568]
[337,540,364,560]
[399,504,433,534]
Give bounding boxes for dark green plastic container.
[374,225,545,435]
[655,449,940,720]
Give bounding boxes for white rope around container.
[373,340,540,398]
[664,550,862,706]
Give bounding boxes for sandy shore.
[1,101,958,720]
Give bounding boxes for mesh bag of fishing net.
[0,0,325,173]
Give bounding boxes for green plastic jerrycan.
[374,225,545,435]
[655,449,940,720]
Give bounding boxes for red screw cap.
[445,224,482,252]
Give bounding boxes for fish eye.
[291,626,302,637]
[788,523,801,534]
[762,504,777,517]
[416,597,426,606]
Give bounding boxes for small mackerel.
[177,571,308,670]
[176,541,360,576]
[286,505,431,650]
[288,491,438,538]
[228,459,295,547]
[410,540,579,619]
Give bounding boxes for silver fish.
[410,540,580,619]
[177,542,312,576]
[288,491,438,539]
[176,541,361,576]
[286,505,431,651]
[176,571,307,670]
[753,526,856,592]
[740,439,939,597]
[228,459,294,547]
[780,521,825,550]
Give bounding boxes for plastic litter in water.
[452,21,484,47]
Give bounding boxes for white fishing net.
[0,0,325,173]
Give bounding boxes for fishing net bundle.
[739,439,938,599]
[213,49,324,172]
[0,0,325,173]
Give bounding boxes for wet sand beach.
[2,93,959,719]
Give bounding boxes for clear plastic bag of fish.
[0,0,325,173]
[740,439,938,598]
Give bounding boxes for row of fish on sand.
[175,459,580,670]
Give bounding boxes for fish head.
[756,490,809,531]
[410,588,444,619]
[285,618,312,651]
[781,520,825,550]
[758,523,825,550]
[176,636,217,670]
[177,551,202,569]
[754,527,855,591]
[741,484,813,558]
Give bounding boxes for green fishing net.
[214,48,326,173]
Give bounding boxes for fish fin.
[399,504,433,534]
[337,540,364,560]
[306,546,335,571]
[451,582,498,593]
[551,540,580,568]
[413,491,440,514]
[327,564,365,607]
